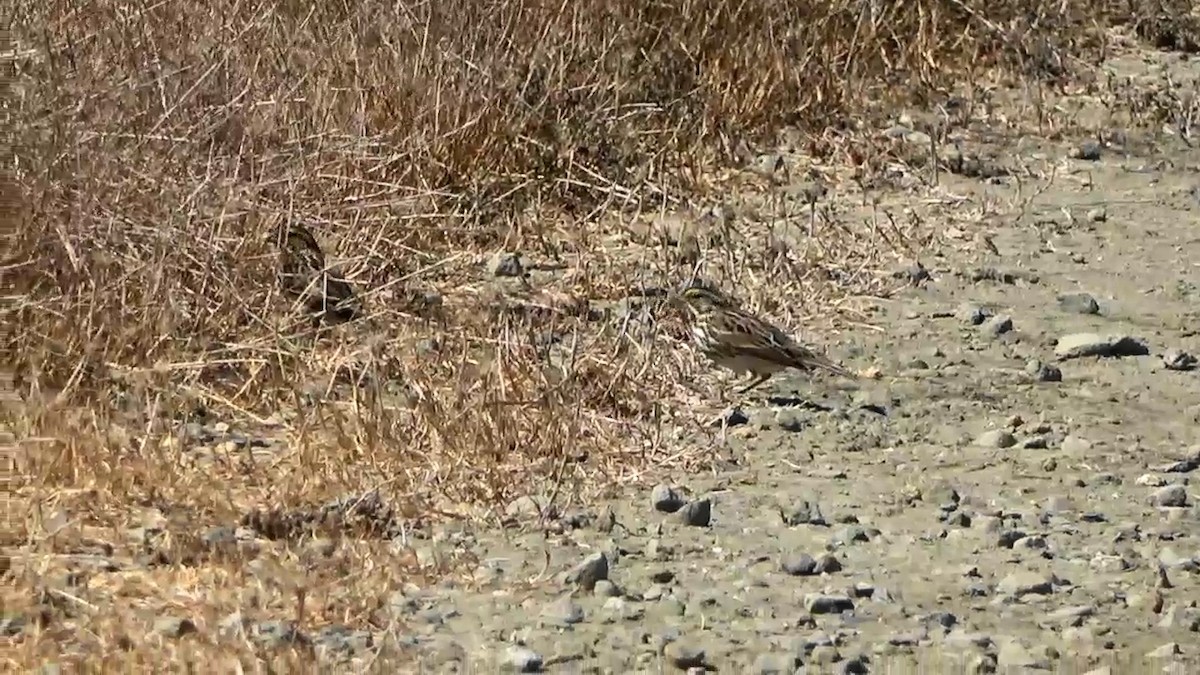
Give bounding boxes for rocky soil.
[9,38,1200,675]
[366,48,1200,675]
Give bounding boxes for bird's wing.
[782,343,857,378]
[715,309,855,377]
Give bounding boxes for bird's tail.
[799,349,857,379]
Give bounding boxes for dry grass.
[1,0,1186,668]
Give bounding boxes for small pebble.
[154,616,197,638]
[1162,349,1197,371]
[804,593,854,614]
[540,596,584,626]
[651,484,687,513]
[1071,140,1102,160]
[976,429,1017,448]
[1061,435,1093,453]
[957,303,992,326]
[663,641,707,669]
[780,500,827,526]
[1030,353,1064,378]
[997,571,1055,597]
[1055,333,1149,359]
[564,552,609,590]
[981,314,1013,336]
[1058,292,1100,315]
[489,251,524,277]
[1151,485,1188,508]
[501,645,544,673]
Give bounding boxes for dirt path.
[367,50,1200,674]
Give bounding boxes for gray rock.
[1057,292,1100,315]
[1090,552,1133,573]
[842,654,871,674]
[313,625,373,658]
[997,571,1055,597]
[0,616,25,638]
[1162,349,1198,371]
[997,639,1055,669]
[595,505,617,533]
[804,593,854,614]
[712,407,749,427]
[781,553,817,576]
[1151,485,1189,508]
[997,529,1027,548]
[651,484,687,513]
[1071,140,1102,161]
[202,526,238,549]
[781,500,827,526]
[540,596,584,626]
[966,653,998,674]
[564,552,609,590]
[1025,359,1063,382]
[808,644,841,665]
[303,537,336,560]
[1013,534,1047,551]
[944,630,994,649]
[1042,604,1095,627]
[424,637,467,667]
[887,629,927,646]
[945,511,972,527]
[593,579,622,597]
[976,430,1017,448]
[645,539,671,561]
[1054,333,1149,360]
[602,596,643,621]
[752,653,802,674]
[925,612,958,630]
[782,553,840,576]
[154,616,197,638]
[217,611,246,638]
[750,153,785,178]
[677,498,711,527]
[833,526,870,545]
[663,640,707,669]
[1061,435,1093,453]
[251,620,306,648]
[894,261,932,286]
[505,495,556,521]
[957,303,992,326]
[801,631,835,650]
[1155,448,1200,473]
[774,410,808,432]
[970,266,1037,285]
[816,552,846,575]
[1146,642,1182,659]
[1158,547,1199,571]
[501,645,544,672]
[489,252,524,277]
[981,314,1013,336]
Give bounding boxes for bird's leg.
[736,372,771,395]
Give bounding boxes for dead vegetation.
[2,0,1194,667]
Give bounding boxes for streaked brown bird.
[276,221,359,325]
[673,283,855,394]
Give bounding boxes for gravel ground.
[369,49,1200,674]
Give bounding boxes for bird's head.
[673,283,735,316]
